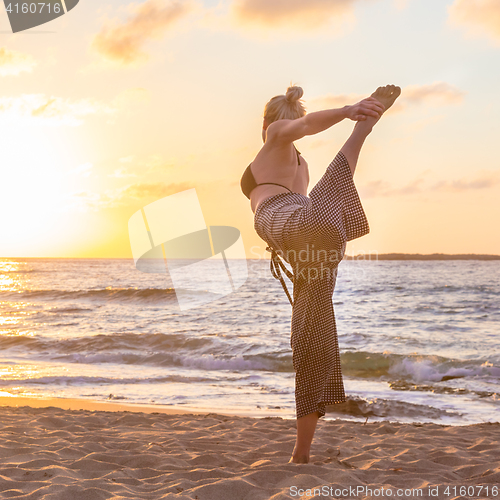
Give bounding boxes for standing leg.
[288,260,343,464]
[289,411,320,463]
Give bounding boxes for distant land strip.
[345,253,500,260]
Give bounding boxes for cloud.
[230,0,360,31]
[449,0,500,44]
[108,168,137,179]
[141,154,177,173]
[309,82,465,114]
[431,172,500,193]
[123,182,192,199]
[403,82,465,106]
[67,181,193,211]
[0,47,37,76]
[359,179,425,199]
[359,171,500,198]
[108,154,176,178]
[0,88,149,127]
[67,191,109,212]
[91,0,193,66]
[0,94,114,127]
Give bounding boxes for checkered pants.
[254,150,370,419]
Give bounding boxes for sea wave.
[342,351,500,381]
[327,395,462,421]
[1,331,499,385]
[2,287,186,303]
[0,374,220,386]
[0,331,214,353]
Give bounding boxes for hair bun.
[285,86,303,103]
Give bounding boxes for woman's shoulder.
[265,119,293,139]
[266,117,308,144]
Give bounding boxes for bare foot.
[289,454,309,464]
[371,84,401,114]
[353,84,401,136]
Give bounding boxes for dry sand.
[0,397,498,500]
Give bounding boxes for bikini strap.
[256,182,293,192]
[265,246,294,307]
[293,145,301,165]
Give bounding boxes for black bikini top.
[240,146,301,200]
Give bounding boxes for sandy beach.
[0,398,498,500]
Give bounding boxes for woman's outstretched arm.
[266,97,385,145]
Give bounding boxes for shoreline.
[0,395,254,417]
[0,394,292,419]
[0,395,204,415]
[1,394,498,427]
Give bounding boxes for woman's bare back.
[250,141,310,213]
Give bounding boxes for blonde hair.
[264,85,306,124]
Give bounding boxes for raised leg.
[340,120,373,176]
[304,149,369,244]
[341,84,401,175]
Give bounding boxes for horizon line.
[1,252,500,261]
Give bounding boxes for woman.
[241,84,401,463]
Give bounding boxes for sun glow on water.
[0,275,16,292]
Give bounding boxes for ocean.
[0,257,498,425]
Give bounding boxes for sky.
[0,0,499,258]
